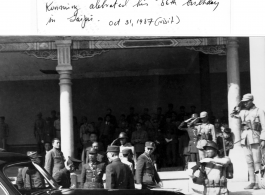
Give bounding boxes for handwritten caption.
[45,0,220,29]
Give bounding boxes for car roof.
[0,152,30,166]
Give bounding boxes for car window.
[4,162,53,191]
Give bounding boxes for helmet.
[119,132,128,139]
[203,141,218,150]
[191,113,198,118]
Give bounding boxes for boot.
[244,183,255,189]
[253,183,260,190]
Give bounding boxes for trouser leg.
[243,145,255,183]
[251,143,262,172]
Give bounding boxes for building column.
[249,37,265,111]
[226,37,247,181]
[199,52,212,112]
[55,40,74,158]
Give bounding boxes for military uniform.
[53,156,82,188]
[53,167,71,188]
[195,122,216,160]
[232,94,265,189]
[179,121,199,162]
[44,148,65,177]
[136,152,161,189]
[16,167,45,189]
[105,145,135,189]
[81,161,106,189]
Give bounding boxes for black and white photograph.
[0,1,265,195]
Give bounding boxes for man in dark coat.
[135,141,162,189]
[53,156,82,188]
[105,145,135,189]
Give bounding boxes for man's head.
[87,148,98,163]
[27,151,42,165]
[66,156,82,172]
[223,128,232,139]
[241,94,254,109]
[136,122,142,131]
[203,141,218,158]
[119,132,128,145]
[44,142,51,151]
[52,138,60,149]
[90,133,98,143]
[92,142,99,151]
[144,141,156,156]
[106,145,119,162]
[214,119,221,129]
[200,111,208,123]
[122,148,132,159]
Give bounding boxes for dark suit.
[136,153,161,189]
[53,168,71,188]
[105,158,135,189]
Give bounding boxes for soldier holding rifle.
[231,93,265,190]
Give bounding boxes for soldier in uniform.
[81,148,106,189]
[105,145,135,189]
[231,93,265,190]
[111,132,135,163]
[16,151,45,189]
[53,156,82,188]
[135,141,162,189]
[195,111,216,160]
[178,114,200,163]
[189,141,232,195]
[44,138,65,177]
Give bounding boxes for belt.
[86,178,101,183]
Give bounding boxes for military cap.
[119,132,128,139]
[145,141,156,148]
[200,111,208,118]
[67,156,82,167]
[27,151,42,158]
[122,148,132,155]
[88,148,97,154]
[241,93,254,102]
[203,141,218,150]
[224,128,232,134]
[106,145,120,153]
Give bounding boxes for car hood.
[46,188,184,195]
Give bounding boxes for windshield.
[4,161,60,191]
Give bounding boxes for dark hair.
[52,138,60,144]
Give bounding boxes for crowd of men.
[33,104,229,170]
[11,93,265,194]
